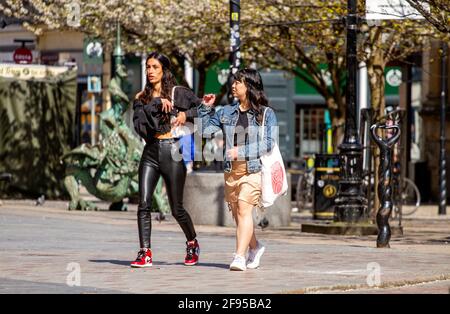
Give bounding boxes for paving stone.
[0,201,449,294]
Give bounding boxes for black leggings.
[137,138,197,248]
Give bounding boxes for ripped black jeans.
[137,138,196,248]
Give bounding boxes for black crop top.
[132,86,201,141]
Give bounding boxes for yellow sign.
[323,184,337,198]
[316,167,340,172]
[306,157,315,169]
[231,13,239,21]
[327,128,333,154]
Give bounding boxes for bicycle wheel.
[399,177,421,216]
[361,172,375,213]
[296,173,312,211]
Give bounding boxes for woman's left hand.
[226,147,239,160]
[172,112,186,126]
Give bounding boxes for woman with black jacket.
[131,51,204,268]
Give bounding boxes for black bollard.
[370,123,401,248]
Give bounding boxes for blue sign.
[87,76,101,93]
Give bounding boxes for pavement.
[0,199,449,294]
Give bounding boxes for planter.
[183,171,291,228]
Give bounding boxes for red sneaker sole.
[130,263,153,268]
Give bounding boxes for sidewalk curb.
[282,273,450,294]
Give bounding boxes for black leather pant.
[137,138,196,248]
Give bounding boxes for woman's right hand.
[161,98,174,113]
[202,94,216,107]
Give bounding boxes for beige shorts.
[224,161,262,207]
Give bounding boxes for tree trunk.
[332,116,346,150]
[367,44,386,222]
[197,65,207,97]
[327,97,345,152]
[169,52,190,88]
[215,82,229,105]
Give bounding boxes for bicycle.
[363,170,421,220]
[384,108,421,219]
[392,173,421,219]
[295,156,315,211]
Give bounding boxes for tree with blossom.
[406,0,450,34]
[0,0,441,119]
[0,0,233,95]
[244,0,439,129]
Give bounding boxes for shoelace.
[233,254,245,262]
[186,243,196,259]
[136,249,147,260]
[186,248,193,259]
[247,247,258,261]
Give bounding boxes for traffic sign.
[87,76,102,93]
[13,47,32,64]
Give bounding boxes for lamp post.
[334,0,367,223]
[439,42,448,215]
[113,22,124,67]
[228,0,241,101]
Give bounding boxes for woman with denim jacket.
[199,68,278,271]
[130,52,201,268]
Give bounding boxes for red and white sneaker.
[184,239,200,266]
[130,248,152,268]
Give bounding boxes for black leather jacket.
[132,86,201,141]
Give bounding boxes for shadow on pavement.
[89,260,229,269]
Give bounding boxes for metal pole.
[345,0,358,143]
[184,57,194,89]
[370,123,401,248]
[228,0,241,102]
[141,54,147,91]
[358,61,370,171]
[91,93,96,146]
[334,0,367,223]
[439,42,447,215]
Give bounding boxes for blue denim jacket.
[198,101,278,173]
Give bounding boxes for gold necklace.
[239,102,250,111]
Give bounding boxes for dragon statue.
[61,26,169,213]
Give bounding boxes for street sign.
[0,63,71,79]
[87,76,102,93]
[366,0,426,20]
[13,47,32,64]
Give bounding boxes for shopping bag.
[260,108,288,207]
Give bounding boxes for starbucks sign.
[386,68,402,87]
[83,38,103,65]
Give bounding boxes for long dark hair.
[232,68,269,124]
[139,51,178,104]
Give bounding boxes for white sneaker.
[247,241,265,269]
[229,254,247,271]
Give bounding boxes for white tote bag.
[260,108,288,208]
